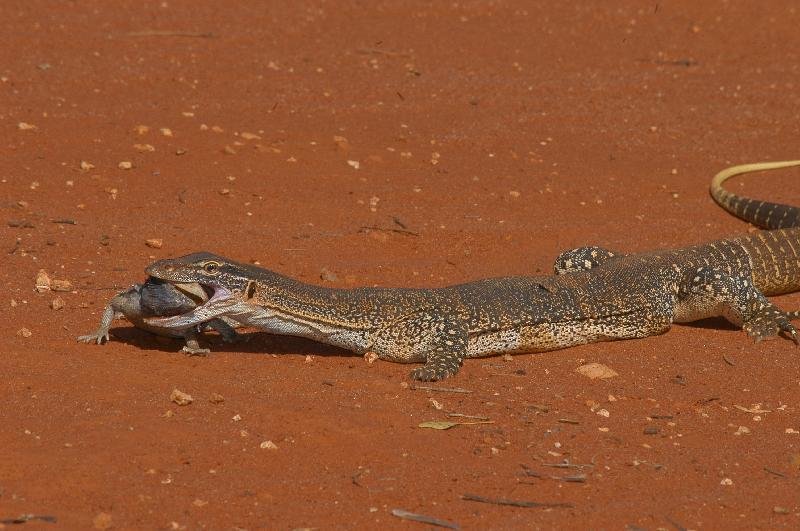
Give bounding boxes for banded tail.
[710,160,800,229]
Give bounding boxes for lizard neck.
[224,269,417,353]
[250,272,374,328]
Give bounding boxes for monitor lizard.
[141,160,800,380]
[77,277,241,354]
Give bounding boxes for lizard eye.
[203,262,220,274]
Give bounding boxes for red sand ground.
[2,1,800,529]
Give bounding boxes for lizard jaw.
[145,284,236,328]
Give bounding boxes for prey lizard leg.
[554,246,617,274]
[677,266,799,344]
[77,304,120,344]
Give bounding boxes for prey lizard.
[142,161,800,380]
[78,277,240,354]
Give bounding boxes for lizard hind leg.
[676,266,799,344]
[553,246,617,275]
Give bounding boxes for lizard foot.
[409,360,462,382]
[181,345,211,356]
[743,308,800,345]
[77,331,110,345]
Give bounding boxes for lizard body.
[78,277,240,354]
[143,161,800,380]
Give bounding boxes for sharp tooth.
[173,282,209,302]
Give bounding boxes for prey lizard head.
[144,252,256,328]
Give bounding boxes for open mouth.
[146,283,236,328]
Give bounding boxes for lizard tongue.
[172,282,209,303]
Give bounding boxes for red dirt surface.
[3,1,800,529]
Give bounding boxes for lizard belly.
[233,306,370,353]
[467,318,670,358]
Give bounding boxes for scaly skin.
[143,161,800,380]
[78,277,241,354]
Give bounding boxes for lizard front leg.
[205,318,241,343]
[372,314,469,381]
[181,326,211,356]
[676,266,799,343]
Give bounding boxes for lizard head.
[144,252,255,327]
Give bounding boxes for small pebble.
[92,512,112,530]
[118,161,133,170]
[35,269,51,292]
[333,135,350,151]
[208,393,225,404]
[170,389,193,406]
[80,160,95,171]
[575,362,618,379]
[51,279,73,292]
[320,267,338,282]
[17,327,32,338]
[260,440,278,450]
[50,296,65,310]
[145,238,163,249]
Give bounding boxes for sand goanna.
[140,161,800,380]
